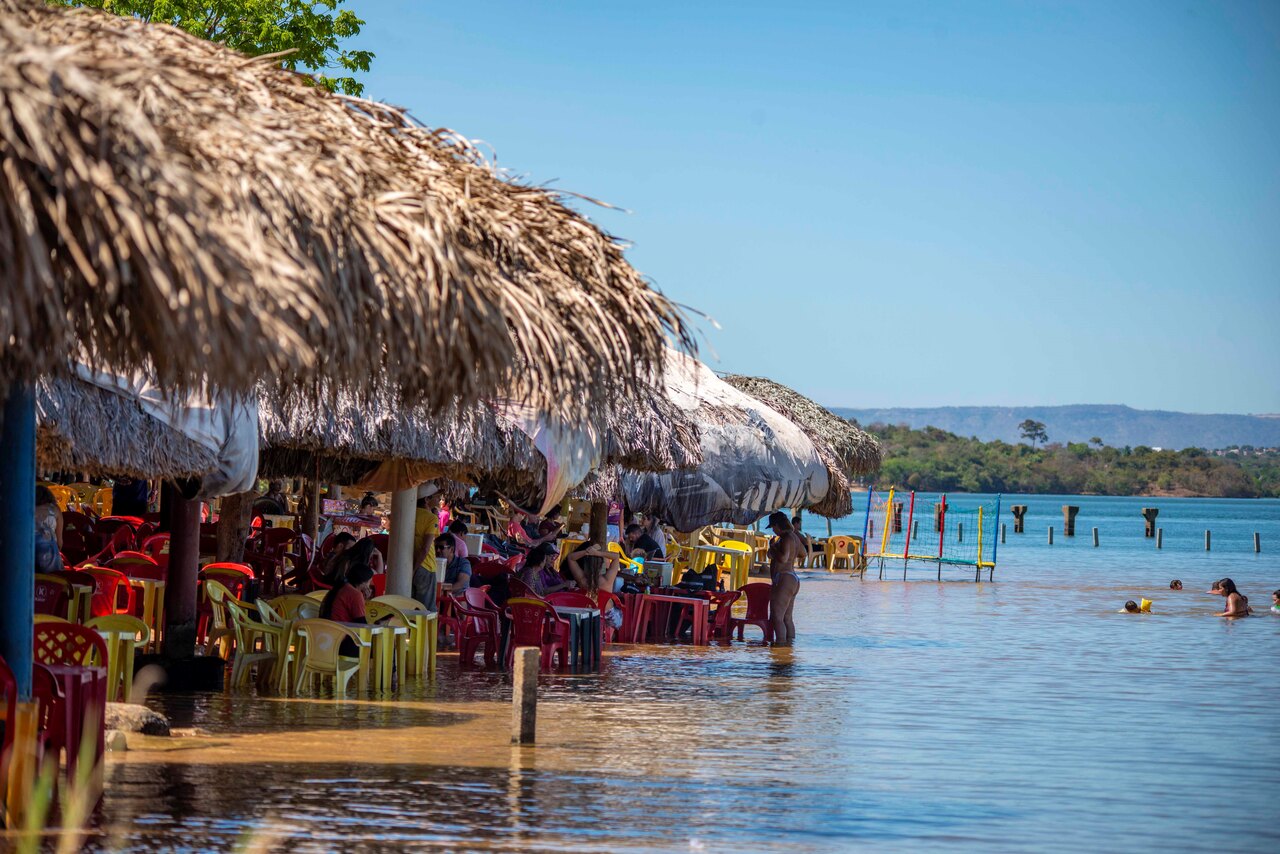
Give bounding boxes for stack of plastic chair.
[254,599,297,693]
[224,599,281,689]
[140,533,171,569]
[79,566,135,618]
[34,573,72,619]
[31,623,108,779]
[271,594,320,620]
[364,600,411,686]
[728,582,773,642]
[201,579,237,659]
[505,597,569,672]
[292,619,369,697]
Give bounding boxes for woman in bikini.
[764,511,806,645]
[565,543,625,631]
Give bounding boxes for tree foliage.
[1018,419,1048,448]
[866,422,1279,498]
[49,0,373,95]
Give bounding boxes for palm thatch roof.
[1,0,693,417]
[36,377,218,479]
[721,374,881,517]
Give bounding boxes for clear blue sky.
[348,0,1279,414]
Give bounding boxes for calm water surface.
[92,495,1279,852]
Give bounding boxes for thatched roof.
[36,377,218,479]
[1,0,693,416]
[721,374,881,517]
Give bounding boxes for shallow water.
[87,496,1280,852]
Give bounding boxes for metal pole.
[1156,528,1163,549]
[1092,527,1099,547]
[1205,530,1211,552]
[1048,526,1054,545]
[901,490,916,560]
[1001,523,1007,544]
[0,382,36,698]
[1255,532,1261,553]
[387,487,418,597]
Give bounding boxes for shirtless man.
[764,511,806,645]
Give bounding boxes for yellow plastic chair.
[202,579,236,659]
[44,484,75,512]
[557,538,586,568]
[824,535,865,576]
[365,600,412,686]
[224,599,281,689]
[714,540,754,590]
[371,593,424,613]
[255,598,298,693]
[87,614,147,702]
[91,487,113,518]
[68,483,99,512]
[292,619,370,697]
[34,614,69,625]
[305,589,328,601]
[270,594,320,620]
[606,541,643,572]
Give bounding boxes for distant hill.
[828,404,1280,451]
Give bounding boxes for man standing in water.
[764,511,806,645]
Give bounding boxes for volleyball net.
[861,489,1002,578]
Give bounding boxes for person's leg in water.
[770,574,799,645]
[783,581,797,642]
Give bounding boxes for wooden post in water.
[1048,526,1054,545]
[512,647,538,744]
[1156,528,1163,549]
[1062,505,1080,537]
[1011,505,1027,533]
[1205,530,1211,551]
[913,520,919,540]
[957,522,963,543]
[1092,527,1099,547]
[1001,523,1007,544]
[1255,532,1261,553]
[1142,508,1159,538]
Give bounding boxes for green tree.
[50,0,374,95]
[1018,419,1048,448]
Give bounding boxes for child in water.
[1169,580,1182,590]
[1122,599,1152,614]
[1272,590,1280,615]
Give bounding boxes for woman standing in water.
[764,511,806,646]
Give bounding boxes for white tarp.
[71,365,259,498]
[623,351,829,531]
[499,401,601,516]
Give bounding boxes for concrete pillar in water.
[1011,505,1028,533]
[957,522,964,543]
[1062,505,1080,537]
[1205,530,1211,552]
[1142,507,1159,538]
[1048,526,1054,545]
[1092,527,1099,547]
[1156,528,1163,549]
[1001,523,1007,544]
[386,487,418,597]
[912,520,919,540]
[1255,532,1262,553]
[512,646,539,744]
[892,502,904,533]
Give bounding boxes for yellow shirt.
[414,507,440,568]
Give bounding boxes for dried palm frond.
[36,377,218,479]
[1,0,693,416]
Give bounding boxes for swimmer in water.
[1271,590,1280,615]
[1123,600,1140,613]
[1169,579,1182,590]
[1206,579,1223,595]
[1121,599,1151,614]
[1214,578,1250,618]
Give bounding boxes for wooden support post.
[302,470,321,543]
[913,520,919,540]
[1142,507,1159,538]
[1092,527,1099,547]
[957,522,963,543]
[1255,532,1261,553]
[216,490,255,563]
[162,481,202,659]
[512,647,538,744]
[1000,523,1006,544]
[589,500,608,548]
[1156,528,1163,549]
[1010,505,1027,533]
[1048,526,1054,545]
[1062,505,1080,537]
[1205,530,1211,552]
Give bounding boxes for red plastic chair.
[370,574,387,597]
[451,588,502,668]
[599,590,629,644]
[729,582,773,642]
[366,533,390,563]
[0,654,15,778]
[32,623,108,778]
[31,662,66,768]
[107,551,165,581]
[141,533,171,569]
[545,592,596,609]
[470,558,516,581]
[198,522,220,556]
[61,510,95,565]
[507,576,540,600]
[84,524,137,565]
[80,566,136,617]
[505,597,570,672]
[34,573,71,618]
[135,521,157,543]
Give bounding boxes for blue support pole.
[990,494,1003,567]
[0,381,36,698]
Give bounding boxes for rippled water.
[87,496,1280,852]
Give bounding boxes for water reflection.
[83,526,1280,851]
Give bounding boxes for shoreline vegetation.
[860,422,1280,498]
